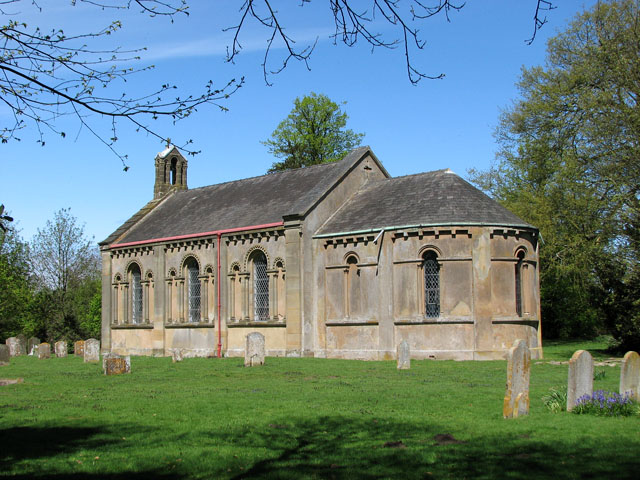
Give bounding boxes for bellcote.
[154,145,188,199]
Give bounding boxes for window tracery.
[422,250,440,318]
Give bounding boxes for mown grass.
[0,341,638,479]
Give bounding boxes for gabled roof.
[101,146,385,247]
[316,168,534,236]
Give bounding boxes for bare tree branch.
[0,1,555,168]
[0,0,242,168]
[526,0,556,45]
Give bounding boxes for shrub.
[572,390,637,417]
[542,386,568,413]
[593,369,606,381]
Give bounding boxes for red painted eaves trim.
[109,222,285,249]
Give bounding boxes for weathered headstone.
[620,351,640,401]
[503,339,530,418]
[74,340,85,357]
[31,344,39,357]
[244,332,265,367]
[171,349,184,363]
[0,378,24,387]
[28,337,40,355]
[37,342,51,359]
[0,344,10,365]
[16,334,27,355]
[0,378,23,386]
[54,341,67,358]
[6,338,21,357]
[567,350,593,411]
[84,339,100,363]
[103,355,131,375]
[397,340,410,370]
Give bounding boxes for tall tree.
[29,208,100,341]
[0,223,32,339]
[469,0,640,348]
[263,92,364,172]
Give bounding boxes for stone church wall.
[316,226,541,361]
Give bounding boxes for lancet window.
[422,251,440,318]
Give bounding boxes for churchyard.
[1,339,639,479]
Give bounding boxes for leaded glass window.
[187,261,201,322]
[253,252,269,321]
[423,252,440,318]
[131,267,143,324]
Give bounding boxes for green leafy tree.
[0,224,32,340]
[469,0,640,348]
[29,208,100,342]
[263,93,365,172]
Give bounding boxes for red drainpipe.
[109,221,285,359]
[217,232,222,357]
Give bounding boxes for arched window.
[252,251,269,321]
[274,260,286,319]
[129,263,143,324]
[345,254,359,318]
[515,249,526,317]
[170,157,177,185]
[422,251,440,318]
[185,258,201,322]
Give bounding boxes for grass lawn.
[1,341,638,479]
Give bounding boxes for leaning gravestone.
[397,340,410,370]
[84,339,100,363]
[567,350,593,411]
[28,337,40,355]
[37,343,51,359]
[620,351,640,401]
[16,334,27,355]
[103,355,131,375]
[503,339,530,419]
[54,341,67,358]
[0,344,10,365]
[244,332,265,367]
[74,340,85,357]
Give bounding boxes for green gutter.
[313,222,537,239]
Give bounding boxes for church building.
[99,146,542,360]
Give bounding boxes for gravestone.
[503,339,530,418]
[31,344,40,357]
[397,340,410,370]
[28,337,40,355]
[16,334,27,355]
[0,344,10,365]
[171,349,184,363]
[244,332,265,367]
[84,338,100,363]
[103,355,131,375]
[74,340,85,357]
[620,351,640,401]
[6,338,20,357]
[37,343,51,359]
[567,350,593,411]
[55,341,67,358]
[0,378,23,386]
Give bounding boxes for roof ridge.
[174,151,361,195]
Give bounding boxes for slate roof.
[101,146,381,246]
[316,169,533,236]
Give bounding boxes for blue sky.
[2,0,595,244]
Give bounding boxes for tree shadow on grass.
[195,416,640,480]
[0,425,182,479]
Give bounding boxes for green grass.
[1,340,638,479]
